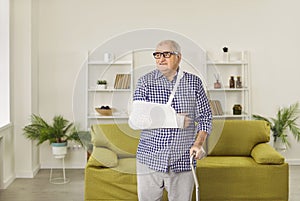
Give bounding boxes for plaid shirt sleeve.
[195,77,213,135]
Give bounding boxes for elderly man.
[132,40,212,201]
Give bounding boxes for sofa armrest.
[87,147,118,167]
[251,143,284,164]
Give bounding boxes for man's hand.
[190,131,208,159]
[190,145,206,159]
[176,113,191,128]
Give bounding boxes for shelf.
[208,87,249,92]
[85,52,133,131]
[213,112,250,119]
[88,88,131,92]
[88,61,132,65]
[206,50,251,120]
[207,61,247,65]
[88,114,129,119]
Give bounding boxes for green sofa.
[84,120,289,201]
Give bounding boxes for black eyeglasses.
[152,51,178,59]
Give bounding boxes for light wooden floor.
[0,166,299,201]
[0,169,85,201]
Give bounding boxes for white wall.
[0,124,14,189]
[0,0,10,127]
[10,0,300,172]
[10,0,40,178]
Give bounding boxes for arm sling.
[128,69,184,130]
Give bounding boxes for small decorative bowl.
[95,108,112,116]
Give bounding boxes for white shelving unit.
[85,53,133,129]
[206,51,251,119]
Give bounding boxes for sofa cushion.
[91,124,140,158]
[251,143,285,164]
[112,158,137,175]
[85,166,138,201]
[198,156,257,168]
[197,156,289,201]
[88,147,118,167]
[208,120,270,156]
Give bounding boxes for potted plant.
[97,80,107,89]
[23,114,82,158]
[222,46,230,61]
[252,102,300,151]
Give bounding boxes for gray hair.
[156,40,181,53]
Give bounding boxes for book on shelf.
[209,100,224,116]
[114,74,131,89]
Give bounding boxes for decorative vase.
[214,80,221,88]
[229,76,235,88]
[236,76,242,88]
[222,47,230,62]
[273,139,287,152]
[104,52,114,63]
[233,104,242,115]
[223,52,230,62]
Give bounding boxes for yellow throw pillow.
[251,143,284,164]
[88,147,118,167]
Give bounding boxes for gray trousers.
[137,161,194,201]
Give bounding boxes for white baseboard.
[2,174,15,189]
[32,164,40,176]
[16,164,40,178]
[16,171,35,178]
[286,159,300,165]
[2,165,40,189]
[40,164,85,169]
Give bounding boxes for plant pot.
[97,84,107,90]
[273,140,287,152]
[51,142,67,158]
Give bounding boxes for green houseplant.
[252,102,300,149]
[97,80,107,89]
[97,80,107,85]
[23,114,82,157]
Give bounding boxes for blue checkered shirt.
[134,68,212,173]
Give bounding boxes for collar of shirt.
[153,67,181,82]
